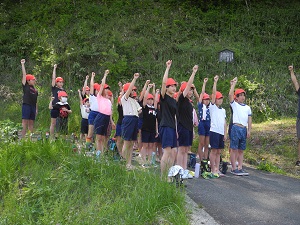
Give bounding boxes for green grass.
[0,139,189,225]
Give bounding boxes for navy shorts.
[122,116,138,141]
[230,124,247,150]
[94,113,110,136]
[159,126,177,149]
[50,109,59,119]
[210,131,224,149]
[22,104,36,120]
[177,123,193,146]
[88,110,99,125]
[81,118,88,134]
[141,130,156,143]
[198,120,210,136]
[228,123,233,139]
[115,123,122,137]
[138,118,143,130]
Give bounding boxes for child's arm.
[199,78,208,102]
[161,60,172,98]
[224,120,227,141]
[247,115,252,138]
[118,81,123,93]
[51,64,57,87]
[90,72,95,94]
[82,75,89,97]
[211,75,219,104]
[289,65,299,91]
[154,89,160,109]
[124,73,139,99]
[193,86,199,102]
[99,70,109,96]
[139,80,151,102]
[21,59,26,85]
[49,97,54,109]
[229,77,237,103]
[143,84,153,107]
[78,89,83,106]
[182,65,198,98]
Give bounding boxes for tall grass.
[0,140,189,224]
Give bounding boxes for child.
[20,59,38,138]
[289,65,300,166]
[159,60,178,179]
[93,70,113,160]
[115,82,124,157]
[121,73,141,170]
[209,75,227,178]
[50,64,65,138]
[86,72,100,148]
[49,91,72,136]
[78,89,90,142]
[197,78,211,162]
[141,83,157,167]
[176,65,198,177]
[229,77,252,176]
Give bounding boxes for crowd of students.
[20,58,300,180]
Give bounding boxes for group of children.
[21,58,255,180]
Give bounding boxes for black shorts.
[81,118,88,134]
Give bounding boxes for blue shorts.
[115,123,122,137]
[81,118,88,134]
[50,109,59,119]
[228,123,233,139]
[210,131,224,149]
[177,123,193,146]
[141,130,156,143]
[198,120,210,136]
[159,126,177,149]
[88,110,99,125]
[94,113,110,136]
[138,118,143,130]
[22,104,36,120]
[122,116,138,141]
[230,124,247,150]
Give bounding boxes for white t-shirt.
[209,103,226,135]
[80,105,90,119]
[230,101,252,127]
[121,95,142,117]
[89,94,99,112]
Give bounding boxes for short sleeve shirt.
[209,103,226,135]
[178,94,193,131]
[142,105,156,133]
[51,86,64,106]
[23,83,38,106]
[230,101,252,127]
[53,103,71,118]
[160,94,177,129]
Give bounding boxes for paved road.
[186,166,300,225]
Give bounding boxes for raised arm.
[90,72,95,94]
[78,89,83,106]
[193,86,200,102]
[21,59,26,85]
[82,75,89,96]
[154,89,160,109]
[51,64,57,87]
[211,75,219,104]
[143,83,153,107]
[289,65,299,91]
[183,65,198,97]
[125,73,139,99]
[161,60,172,98]
[229,77,237,103]
[99,70,109,95]
[199,78,208,103]
[139,80,151,102]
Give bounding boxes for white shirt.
[209,103,226,135]
[80,105,90,119]
[89,94,99,112]
[121,95,142,117]
[230,101,252,127]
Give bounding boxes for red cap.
[215,91,223,99]
[123,83,137,92]
[235,89,246,96]
[180,82,187,92]
[82,86,90,91]
[94,83,100,91]
[107,90,113,96]
[83,98,89,103]
[55,77,64,82]
[166,78,177,87]
[147,94,154,100]
[58,91,68,98]
[26,74,35,81]
[203,93,210,100]
[104,84,110,89]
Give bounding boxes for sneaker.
[296,161,300,166]
[232,169,243,176]
[239,169,249,176]
[218,172,225,177]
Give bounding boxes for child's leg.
[198,135,205,161]
[50,118,56,138]
[215,149,221,173]
[204,136,210,159]
[237,150,244,170]
[21,119,29,138]
[160,147,176,180]
[116,136,123,157]
[176,146,186,168]
[209,149,217,174]
[122,140,134,166]
[141,142,148,164]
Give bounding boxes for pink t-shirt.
[97,94,112,115]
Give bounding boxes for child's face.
[56,81,64,89]
[60,96,68,103]
[147,98,154,105]
[84,101,90,107]
[167,85,177,95]
[237,93,245,103]
[28,79,36,86]
[202,99,210,106]
[215,98,223,106]
[187,89,193,98]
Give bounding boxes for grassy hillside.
[1,0,300,125]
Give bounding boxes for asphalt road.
[186,166,300,225]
